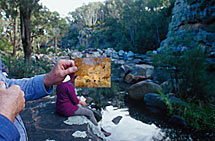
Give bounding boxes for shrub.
[0,38,13,53]
[153,45,215,102]
[173,100,215,130]
[2,55,52,79]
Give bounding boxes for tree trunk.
[54,36,58,54]
[12,16,18,56]
[155,23,160,44]
[20,9,32,62]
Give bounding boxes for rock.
[21,97,104,141]
[168,95,184,104]
[153,67,171,83]
[130,59,142,64]
[57,56,70,60]
[124,73,148,84]
[130,64,154,78]
[127,81,162,100]
[97,49,103,54]
[114,60,125,65]
[168,115,187,129]
[105,48,114,57]
[118,50,124,56]
[160,80,173,93]
[159,0,215,54]
[71,51,83,58]
[91,51,101,57]
[72,131,87,138]
[86,97,93,104]
[121,64,154,80]
[127,51,135,58]
[112,51,119,59]
[124,73,135,84]
[144,93,167,111]
[64,116,105,140]
[112,116,123,125]
[135,54,147,60]
[120,65,132,75]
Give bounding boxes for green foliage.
[153,42,215,101]
[172,100,215,130]
[158,90,215,130]
[2,55,52,79]
[0,37,13,52]
[63,0,175,53]
[158,90,173,115]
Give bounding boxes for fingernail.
[73,66,78,71]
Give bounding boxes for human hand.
[79,101,87,107]
[0,81,25,122]
[44,59,77,88]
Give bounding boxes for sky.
[39,0,105,17]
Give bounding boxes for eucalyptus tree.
[0,0,19,56]
[18,0,42,61]
[70,2,104,27]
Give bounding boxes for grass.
[172,100,215,130]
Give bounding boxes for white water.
[99,106,165,141]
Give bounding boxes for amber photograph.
[75,58,111,88]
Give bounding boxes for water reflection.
[99,106,166,141]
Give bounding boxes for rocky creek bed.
[21,48,215,140]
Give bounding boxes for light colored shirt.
[0,72,53,141]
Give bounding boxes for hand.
[44,59,77,88]
[0,81,25,122]
[79,101,87,107]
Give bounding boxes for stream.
[76,59,214,141]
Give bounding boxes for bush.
[153,45,215,101]
[2,55,52,79]
[0,37,13,53]
[173,100,215,130]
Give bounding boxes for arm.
[66,85,79,105]
[0,81,24,140]
[5,59,77,101]
[5,75,53,101]
[0,114,20,140]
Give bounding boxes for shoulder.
[56,82,74,90]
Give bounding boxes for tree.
[0,0,19,56]
[70,2,104,27]
[18,0,41,61]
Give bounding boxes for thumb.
[0,81,6,89]
[62,66,78,76]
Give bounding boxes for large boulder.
[121,64,154,81]
[127,51,135,58]
[130,64,154,78]
[124,73,148,84]
[144,93,167,111]
[168,115,187,129]
[127,81,162,100]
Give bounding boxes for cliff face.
[160,0,215,50]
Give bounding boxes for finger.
[60,59,75,68]
[9,85,21,91]
[0,81,6,89]
[20,91,25,103]
[62,66,78,76]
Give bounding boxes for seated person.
[56,81,111,136]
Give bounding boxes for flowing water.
[77,60,214,141]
